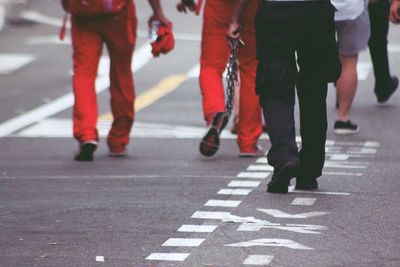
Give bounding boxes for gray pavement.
[0,1,400,266]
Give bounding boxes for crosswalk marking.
[177,225,217,233]
[146,253,190,261]
[204,200,242,208]
[162,238,204,247]
[243,255,274,265]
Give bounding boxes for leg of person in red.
[194,0,262,157]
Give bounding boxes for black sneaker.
[376,76,399,104]
[334,120,359,135]
[295,178,318,190]
[267,162,299,194]
[199,112,229,157]
[74,142,97,162]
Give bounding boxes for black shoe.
[267,162,299,194]
[376,76,398,104]
[199,112,229,157]
[334,120,359,135]
[295,179,318,190]
[74,142,97,162]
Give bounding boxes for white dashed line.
[256,158,269,164]
[162,238,204,247]
[243,255,274,265]
[322,171,363,177]
[95,256,105,262]
[246,165,273,171]
[217,189,252,196]
[289,186,351,196]
[237,172,271,179]
[146,253,190,261]
[291,198,316,206]
[228,181,261,188]
[177,225,217,233]
[204,200,241,208]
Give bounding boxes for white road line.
[322,171,363,177]
[0,54,35,75]
[0,44,151,138]
[226,239,313,250]
[243,255,274,266]
[192,211,232,220]
[237,172,270,179]
[162,238,204,247]
[256,157,268,164]
[289,186,351,196]
[324,162,368,169]
[204,200,241,208]
[177,225,217,233]
[217,189,252,196]
[228,181,261,188]
[258,209,328,219]
[246,165,273,171]
[357,61,372,80]
[329,154,350,161]
[146,253,190,261]
[347,148,377,154]
[95,256,105,262]
[291,198,316,206]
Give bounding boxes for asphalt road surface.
[1,1,400,266]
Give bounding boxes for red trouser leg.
[103,7,137,152]
[236,1,262,149]
[199,0,230,123]
[71,19,102,143]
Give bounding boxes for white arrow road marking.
[226,239,313,250]
[238,223,327,234]
[243,255,274,266]
[0,54,35,74]
[257,209,329,219]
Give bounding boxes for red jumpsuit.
[71,2,137,153]
[200,0,262,152]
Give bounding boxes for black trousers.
[368,0,392,93]
[255,1,339,179]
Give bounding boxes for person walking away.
[333,0,370,134]
[62,0,172,161]
[228,0,341,193]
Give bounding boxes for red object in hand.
[151,25,175,57]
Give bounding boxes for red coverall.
[71,2,137,153]
[200,0,262,151]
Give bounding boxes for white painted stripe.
[178,224,217,233]
[204,199,241,208]
[324,162,367,169]
[258,209,328,219]
[364,141,380,147]
[246,165,274,171]
[162,238,204,247]
[21,11,70,28]
[291,198,316,206]
[243,255,274,265]
[0,6,5,32]
[289,186,351,195]
[256,157,269,164]
[322,171,363,177]
[217,189,252,196]
[0,43,151,138]
[192,211,232,220]
[237,171,270,179]
[227,239,313,250]
[0,54,35,74]
[146,253,189,261]
[186,63,200,78]
[329,154,350,161]
[95,256,105,262]
[347,148,377,154]
[228,181,261,188]
[388,44,400,52]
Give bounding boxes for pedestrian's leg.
[336,54,358,122]
[104,8,137,155]
[71,19,103,161]
[236,0,263,156]
[199,1,230,123]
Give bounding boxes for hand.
[149,13,172,28]
[389,1,400,24]
[177,0,196,13]
[227,21,241,40]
